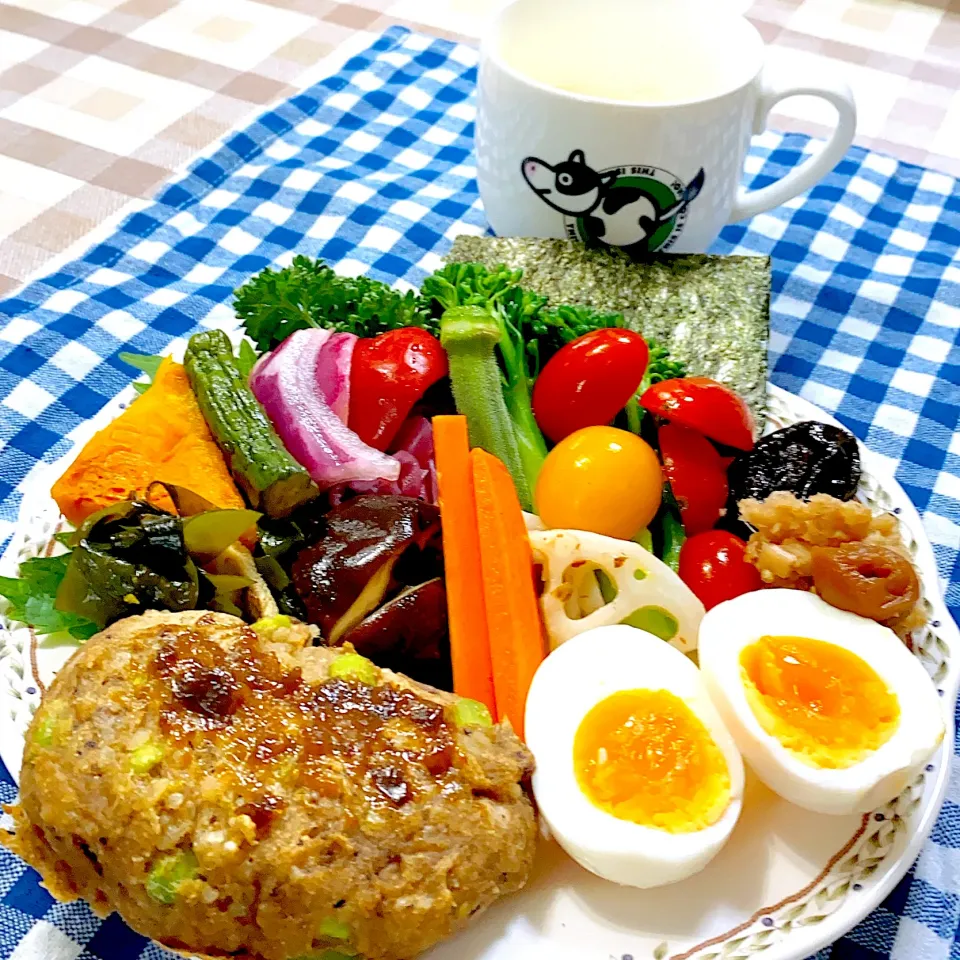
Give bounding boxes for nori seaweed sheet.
[446,237,770,425]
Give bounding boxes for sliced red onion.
[317,331,355,422]
[249,330,317,392]
[251,328,356,420]
[391,415,437,502]
[250,329,399,489]
[328,415,437,505]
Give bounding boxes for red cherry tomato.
[640,377,755,451]
[658,422,728,536]
[532,329,649,444]
[678,531,762,610]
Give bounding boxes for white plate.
[1,384,957,960]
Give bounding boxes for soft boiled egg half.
[525,625,744,888]
[699,589,945,816]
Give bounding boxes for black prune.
[728,420,861,506]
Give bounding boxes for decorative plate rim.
[0,383,957,960]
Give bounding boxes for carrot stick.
[434,416,497,715]
[470,447,546,741]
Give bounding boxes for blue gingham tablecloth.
[0,24,958,960]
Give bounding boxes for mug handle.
[727,67,857,222]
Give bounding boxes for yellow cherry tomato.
[536,426,662,540]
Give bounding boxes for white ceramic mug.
[475,0,857,254]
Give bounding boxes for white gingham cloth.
[0,26,958,960]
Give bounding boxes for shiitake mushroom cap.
[343,578,451,690]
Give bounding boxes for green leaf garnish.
[119,352,164,395]
[236,338,259,378]
[0,555,98,640]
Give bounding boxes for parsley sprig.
[233,255,434,352]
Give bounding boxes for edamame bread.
[3,611,536,959]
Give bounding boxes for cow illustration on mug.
[521,149,706,253]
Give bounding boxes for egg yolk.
[740,635,900,769]
[573,689,731,833]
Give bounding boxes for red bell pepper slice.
[658,422,729,535]
[348,328,449,451]
[640,377,755,451]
